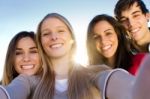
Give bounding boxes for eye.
[106,32,113,36]
[30,49,38,54]
[42,32,50,36]
[120,18,127,24]
[133,11,142,18]
[133,13,140,18]
[15,51,23,55]
[58,29,65,34]
[93,34,101,40]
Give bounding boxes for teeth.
[130,28,139,33]
[21,65,34,70]
[102,45,111,50]
[51,44,62,48]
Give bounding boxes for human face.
[119,2,150,43]
[14,37,41,75]
[93,20,118,60]
[41,17,73,59]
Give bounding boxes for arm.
[131,54,150,99]
[0,86,10,99]
[106,69,134,99]
[96,69,134,99]
[1,74,32,99]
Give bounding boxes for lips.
[102,45,111,51]
[50,43,63,48]
[21,65,34,70]
[130,28,140,38]
[130,28,140,33]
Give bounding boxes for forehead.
[17,37,35,46]
[94,21,113,31]
[42,17,67,27]
[121,2,141,16]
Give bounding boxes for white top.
[55,79,68,92]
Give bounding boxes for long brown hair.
[2,31,41,85]
[33,13,106,99]
[87,14,132,69]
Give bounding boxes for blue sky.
[0,0,149,79]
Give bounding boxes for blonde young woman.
[1,31,41,85]
[0,13,146,99]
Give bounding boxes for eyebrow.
[120,10,141,20]
[41,29,50,33]
[16,47,37,50]
[132,10,141,15]
[104,29,112,33]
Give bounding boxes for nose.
[23,53,30,62]
[100,36,108,45]
[127,18,135,28]
[50,32,58,41]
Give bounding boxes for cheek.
[14,61,21,74]
[41,38,48,50]
[33,54,41,64]
[41,38,46,46]
[110,34,118,42]
[14,56,20,66]
[41,36,49,44]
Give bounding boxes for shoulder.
[129,53,147,75]
[133,53,146,59]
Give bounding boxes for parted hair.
[86,14,133,69]
[2,31,37,85]
[33,13,108,99]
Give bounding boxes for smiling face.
[41,17,74,59]
[119,2,150,44]
[93,20,118,60]
[14,37,41,75]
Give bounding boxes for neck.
[106,56,115,69]
[50,55,71,79]
[136,44,149,52]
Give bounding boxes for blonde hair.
[33,13,108,99]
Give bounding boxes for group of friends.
[0,0,150,99]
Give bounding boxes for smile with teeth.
[50,43,63,48]
[130,28,140,33]
[21,65,34,70]
[102,45,111,51]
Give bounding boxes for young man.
[114,0,150,52]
